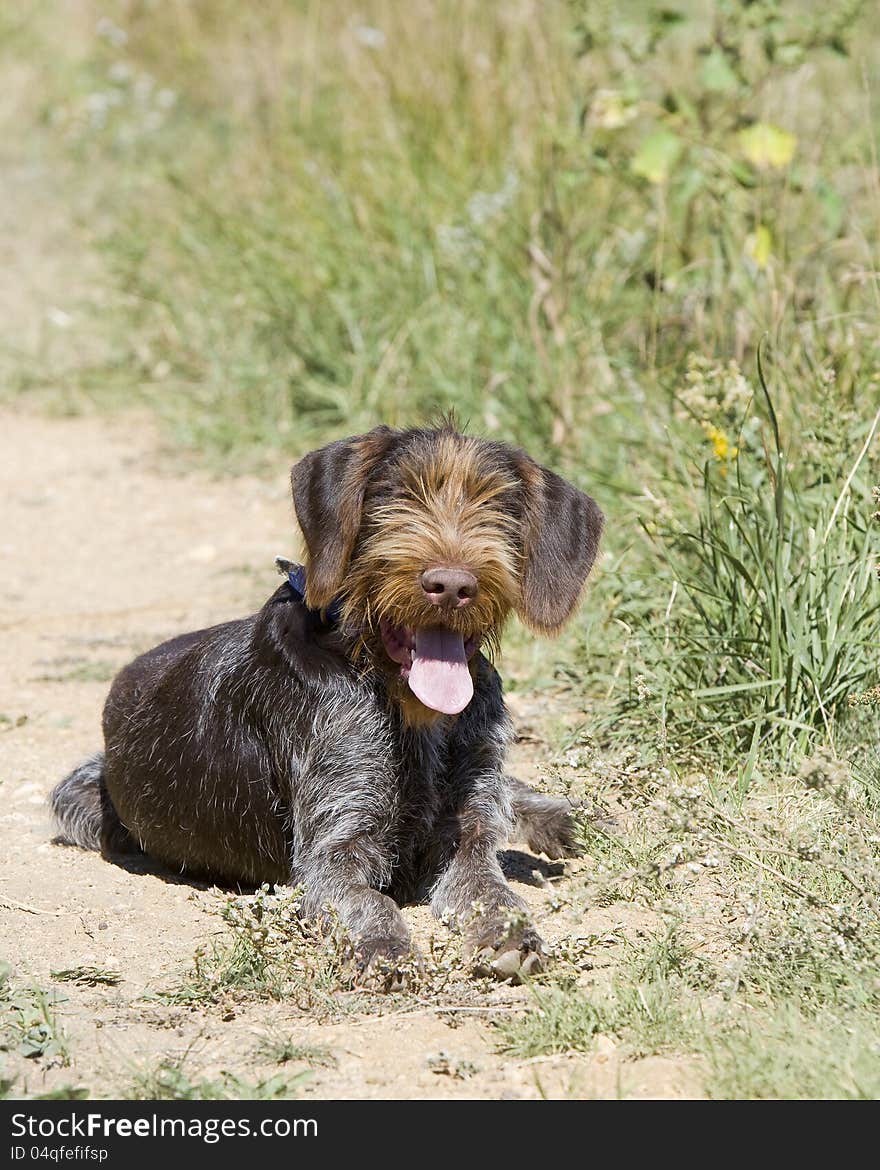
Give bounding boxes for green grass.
[158,885,362,1012]
[596,362,880,766]
[495,987,616,1059]
[127,1055,306,1101]
[50,966,122,987]
[13,1,879,465]
[499,971,880,1098]
[0,964,75,1097]
[496,741,880,1097]
[705,1006,880,1099]
[253,1032,336,1069]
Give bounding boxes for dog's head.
[291,424,603,721]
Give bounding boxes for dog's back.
[52,621,260,868]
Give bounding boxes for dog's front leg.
[299,863,415,991]
[430,768,544,982]
[289,709,416,991]
[428,670,544,980]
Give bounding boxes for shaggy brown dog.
[52,424,603,985]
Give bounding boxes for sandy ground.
[0,409,705,1100]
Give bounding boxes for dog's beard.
[340,511,519,716]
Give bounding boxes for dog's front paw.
[467,914,544,984]
[355,936,422,993]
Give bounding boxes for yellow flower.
[705,424,738,462]
[745,224,773,270]
[737,123,797,170]
[588,89,638,130]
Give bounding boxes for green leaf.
[693,679,785,699]
[631,129,684,184]
[700,48,738,93]
[655,8,686,27]
[816,179,844,236]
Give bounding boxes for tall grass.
[602,356,880,764]
[23,2,879,470]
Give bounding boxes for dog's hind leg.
[50,753,137,855]
[508,776,581,859]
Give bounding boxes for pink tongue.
[408,629,474,714]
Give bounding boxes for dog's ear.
[513,453,604,633]
[291,427,396,608]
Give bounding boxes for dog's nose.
[420,567,479,609]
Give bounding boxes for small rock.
[595,1034,617,1061]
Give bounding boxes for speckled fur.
[51,424,603,981]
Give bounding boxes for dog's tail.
[50,753,135,854]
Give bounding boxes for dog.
[51,424,603,984]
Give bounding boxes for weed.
[160,886,360,1012]
[51,967,122,987]
[0,965,70,1067]
[254,1033,336,1069]
[127,1055,306,1101]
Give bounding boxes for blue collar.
[279,559,344,626]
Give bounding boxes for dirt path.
[0,409,704,1100]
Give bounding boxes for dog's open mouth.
[379,619,480,715]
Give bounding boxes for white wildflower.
[355,26,386,49]
[96,17,127,47]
